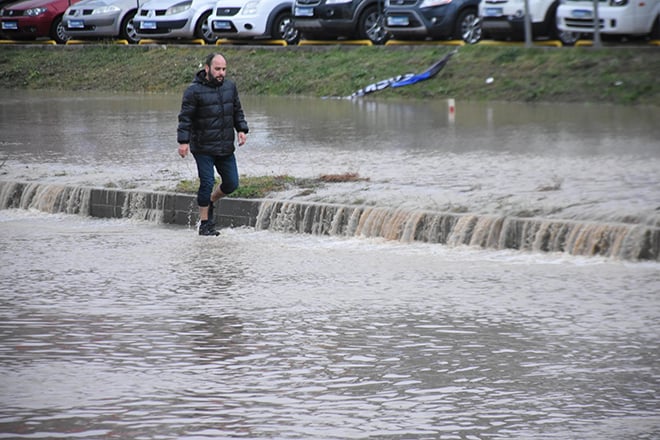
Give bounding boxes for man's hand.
[178,143,189,158]
[238,132,247,146]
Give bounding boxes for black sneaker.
[198,221,220,236]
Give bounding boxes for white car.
[209,0,299,44]
[63,0,140,43]
[480,0,581,45]
[133,0,218,43]
[557,0,660,40]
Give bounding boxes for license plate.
[483,7,502,17]
[294,6,313,17]
[386,16,409,26]
[140,21,157,29]
[67,19,84,29]
[212,20,232,31]
[571,9,592,18]
[1,21,18,30]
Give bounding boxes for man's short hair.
[205,53,225,67]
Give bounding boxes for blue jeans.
[192,152,239,207]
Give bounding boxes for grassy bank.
[1,44,659,105]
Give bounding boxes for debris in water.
[344,50,457,99]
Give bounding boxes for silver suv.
[63,0,140,43]
[133,0,218,43]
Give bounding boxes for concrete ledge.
[2,181,658,260]
[87,187,260,228]
[0,181,261,228]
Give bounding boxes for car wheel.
[195,10,218,43]
[50,15,69,44]
[120,10,139,44]
[357,5,389,45]
[454,8,481,44]
[556,28,580,46]
[547,3,580,45]
[272,12,300,45]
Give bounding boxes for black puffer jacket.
[177,69,249,156]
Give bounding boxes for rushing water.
[1,90,659,225]
[1,210,659,439]
[0,90,659,438]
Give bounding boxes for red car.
[0,0,82,43]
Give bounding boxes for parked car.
[62,0,139,43]
[0,0,81,42]
[133,0,217,43]
[384,0,481,43]
[479,0,580,45]
[556,0,660,40]
[292,0,390,44]
[208,0,299,44]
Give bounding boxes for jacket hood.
[194,69,224,87]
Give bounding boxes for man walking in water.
[177,53,249,236]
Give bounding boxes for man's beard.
[208,74,225,86]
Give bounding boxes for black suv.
[292,0,390,44]
[384,0,481,44]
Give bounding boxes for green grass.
[172,173,367,198]
[174,175,311,198]
[1,45,658,105]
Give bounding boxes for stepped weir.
[1,181,658,261]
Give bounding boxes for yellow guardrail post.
[298,39,373,46]
[216,39,287,46]
[534,40,562,47]
[385,40,464,46]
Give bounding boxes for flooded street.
[1,210,659,439]
[1,90,659,438]
[1,90,659,225]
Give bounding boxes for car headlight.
[609,0,627,5]
[419,0,452,9]
[166,1,192,15]
[92,5,121,14]
[26,7,48,16]
[242,0,259,15]
[325,0,352,4]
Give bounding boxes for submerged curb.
[0,181,259,228]
[88,186,261,229]
[1,181,659,261]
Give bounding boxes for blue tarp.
[347,50,456,98]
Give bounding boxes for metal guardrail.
[65,39,129,45]
[385,40,464,46]
[0,39,57,45]
[216,39,288,46]
[477,40,563,47]
[137,38,207,45]
[298,39,373,46]
[1,38,658,47]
